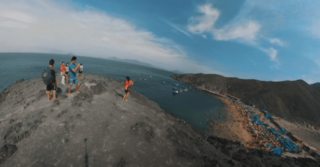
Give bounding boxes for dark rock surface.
[172,74,320,127]
[0,74,319,166]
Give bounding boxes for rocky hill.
[0,74,319,166]
[172,74,320,128]
[310,83,320,88]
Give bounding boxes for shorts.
[65,72,69,75]
[69,77,78,85]
[46,83,57,91]
[125,87,132,93]
[79,70,83,74]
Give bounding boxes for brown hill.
[172,74,320,127]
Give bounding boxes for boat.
[162,81,166,84]
[172,86,177,90]
[173,90,179,94]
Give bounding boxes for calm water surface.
[0,53,226,132]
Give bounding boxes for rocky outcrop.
[0,74,319,166]
[172,74,320,127]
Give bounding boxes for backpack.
[42,67,53,85]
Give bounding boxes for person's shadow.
[113,89,124,98]
[84,138,89,167]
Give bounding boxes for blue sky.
[1,0,320,83]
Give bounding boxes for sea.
[0,53,226,133]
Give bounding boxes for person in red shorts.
[121,76,134,101]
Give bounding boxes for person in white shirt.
[79,63,83,77]
[60,62,66,85]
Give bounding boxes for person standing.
[79,63,83,77]
[60,62,66,85]
[47,59,59,101]
[68,56,81,97]
[65,62,70,83]
[121,76,134,101]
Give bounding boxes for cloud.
[0,0,217,74]
[188,4,261,43]
[256,47,280,67]
[265,48,278,61]
[159,17,192,38]
[189,4,220,34]
[269,38,285,46]
[309,21,320,40]
[214,21,260,42]
[261,47,281,69]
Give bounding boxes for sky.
[0,0,320,83]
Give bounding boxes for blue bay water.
[0,53,226,132]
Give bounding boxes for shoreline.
[173,78,320,160]
[207,97,256,148]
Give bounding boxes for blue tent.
[272,148,285,156]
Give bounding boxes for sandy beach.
[207,95,320,160]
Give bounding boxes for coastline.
[207,97,255,148]
[173,76,320,160]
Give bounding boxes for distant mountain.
[172,73,320,127]
[310,82,320,88]
[108,57,153,67]
[171,70,184,74]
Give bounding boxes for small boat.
[178,89,183,93]
[173,90,179,94]
[143,79,147,81]
[172,83,179,86]
[183,88,188,91]
[162,81,166,84]
[172,86,177,90]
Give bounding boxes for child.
[121,76,134,101]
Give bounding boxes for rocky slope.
[0,74,319,166]
[172,74,320,128]
[310,83,320,88]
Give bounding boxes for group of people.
[60,61,83,85]
[46,56,134,102]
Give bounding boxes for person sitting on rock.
[47,59,59,101]
[68,56,81,97]
[60,61,66,85]
[79,63,83,78]
[121,76,134,101]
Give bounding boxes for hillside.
[172,74,320,127]
[0,74,319,166]
[310,82,320,88]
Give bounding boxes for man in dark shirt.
[47,59,59,101]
